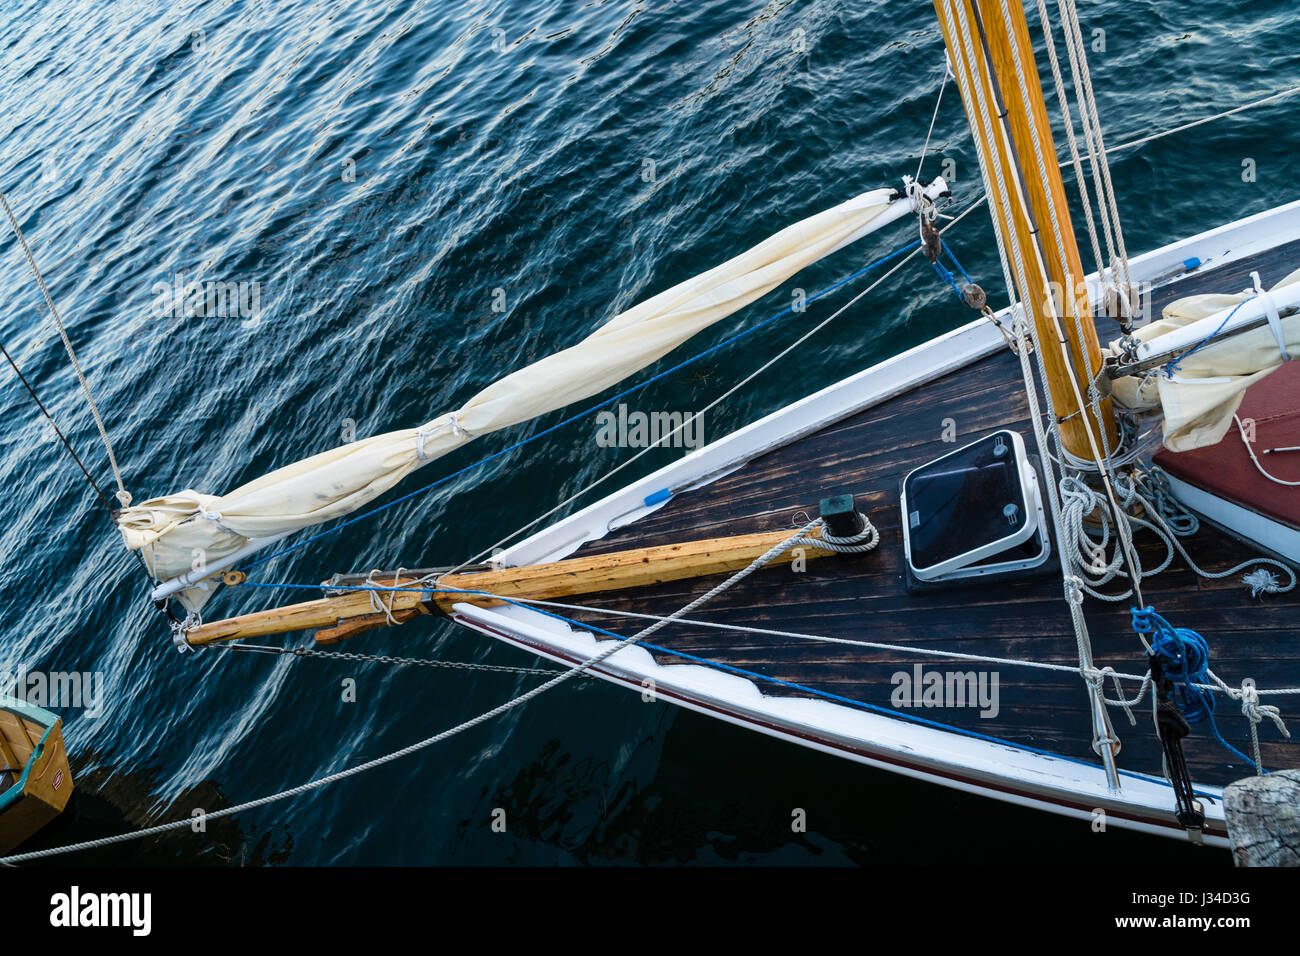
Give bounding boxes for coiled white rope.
[1057,469,1295,603]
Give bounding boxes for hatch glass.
[901,430,1042,581]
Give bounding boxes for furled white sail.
[1109,266,1300,452]
[121,185,922,610]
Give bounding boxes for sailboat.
[4,0,1298,859]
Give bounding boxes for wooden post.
[184,527,843,647]
[933,0,1115,458]
[1224,770,1300,866]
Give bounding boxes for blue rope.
[931,239,975,302]
[942,241,975,285]
[1162,296,1253,377]
[226,578,1216,796]
[1130,606,1261,769]
[242,238,922,570]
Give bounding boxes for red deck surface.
[1153,361,1300,528]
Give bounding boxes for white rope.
[1057,0,1135,303]
[409,585,1300,699]
[989,0,1148,617]
[916,63,952,183]
[1057,468,1295,603]
[364,567,408,625]
[0,189,130,505]
[939,0,1124,769]
[0,519,831,864]
[1103,83,1300,156]
[994,0,1125,479]
[1235,414,1300,486]
[484,594,1146,680]
[1032,0,1106,286]
[919,83,1300,250]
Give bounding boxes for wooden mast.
[933,0,1116,457]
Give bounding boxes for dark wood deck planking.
[558,236,1300,788]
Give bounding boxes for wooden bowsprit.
[182,526,853,648]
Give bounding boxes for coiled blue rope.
[1130,606,1261,768]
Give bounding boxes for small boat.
[0,696,73,853]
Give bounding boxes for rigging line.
[409,587,1225,793]
[239,580,1151,684]
[1053,0,1126,294]
[202,582,1224,812]
[0,188,129,505]
[1105,87,1300,158]
[229,72,1280,585]
[1,520,823,865]
[1032,0,1106,286]
[939,0,1124,777]
[231,578,1300,698]
[1164,297,1252,376]
[426,200,988,585]
[0,338,115,516]
[214,640,570,676]
[1234,415,1300,488]
[915,61,952,183]
[943,84,1297,233]
[505,595,1300,697]
[987,0,1138,542]
[241,237,924,573]
[974,0,1147,620]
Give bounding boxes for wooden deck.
[559,236,1300,790]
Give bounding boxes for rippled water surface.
[0,0,1295,864]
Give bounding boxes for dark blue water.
[0,0,1294,864]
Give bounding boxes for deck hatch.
[901,430,1049,582]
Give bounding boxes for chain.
[215,641,570,676]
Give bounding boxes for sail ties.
[415,414,475,462]
[196,503,237,536]
[1253,271,1293,362]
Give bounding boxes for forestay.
[119,186,926,609]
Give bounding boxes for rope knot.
[1237,677,1290,740]
[169,612,200,654]
[1243,568,1285,598]
[1064,575,1085,605]
[449,413,475,439]
[196,503,236,536]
